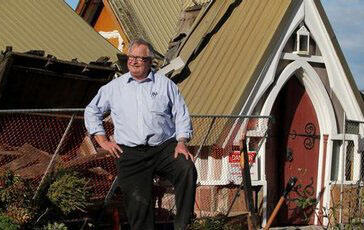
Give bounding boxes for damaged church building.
[0,0,363,228]
[86,0,363,226]
[77,0,364,227]
[162,0,364,226]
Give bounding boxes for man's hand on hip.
[100,140,123,158]
[95,135,122,158]
[174,140,193,160]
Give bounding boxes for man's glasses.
[127,55,151,62]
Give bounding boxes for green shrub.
[0,170,91,228]
[0,213,20,230]
[47,172,90,215]
[0,171,33,209]
[42,222,68,230]
[0,171,36,225]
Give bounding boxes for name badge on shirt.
[151,92,158,98]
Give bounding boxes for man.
[85,39,197,230]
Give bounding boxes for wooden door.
[272,77,320,225]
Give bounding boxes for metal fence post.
[339,112,346,224]
[33,113,76,200]
[194,117,216,162]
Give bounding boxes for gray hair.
[128,38,155,58]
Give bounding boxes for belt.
[119,144,153,152]
[119,139,175,152]
[131,144,153,151]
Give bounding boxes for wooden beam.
[281,52,324,63]
[12,65,110,82]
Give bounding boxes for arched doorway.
[268,76,320,225]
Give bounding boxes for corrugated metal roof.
[174,0,292,115]
[183,0,211,9]
[0,0,119,63]
[108,0,183,54]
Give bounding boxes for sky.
[65,0,363,90]
[65,0,78,9]
[321,0,364,90]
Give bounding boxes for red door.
[272,77,320,225]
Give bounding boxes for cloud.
[321,0,364,89]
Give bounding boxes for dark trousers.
[116,140,197,230]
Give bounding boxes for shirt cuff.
[93,131,106,136]
[176,132,192,142]
[87,126,106,136]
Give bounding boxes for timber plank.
[0,143,55,173]
[16,162,50,179]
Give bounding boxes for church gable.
[249,0,364,226]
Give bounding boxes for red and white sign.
[228,150,258,181]
[228,151,256,164]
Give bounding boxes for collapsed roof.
[0,0,121,109]
[0,50,115,109]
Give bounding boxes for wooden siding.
[94,6,118,32]
[93,5,126,52]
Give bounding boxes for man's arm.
[84,85,122,158]
[169,82,193,160]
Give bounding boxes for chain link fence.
[0,109,271,226]
[189,115,270,219]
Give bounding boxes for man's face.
[127,44,152,80]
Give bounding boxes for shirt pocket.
[150,96,174,134]
[150,96,170,115]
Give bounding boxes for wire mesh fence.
[0,110,116,201]
[329,117,364,227]
[188,115,270,219]
[0,109,271,226]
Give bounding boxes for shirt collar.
[126,71,154,83]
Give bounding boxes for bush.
[0,171,36,225]
[0,169,91,229]
[189,214,246,230]
[0,213,20,230]
[47,171,90,215]
[0,171,34,209]
[42,222,68,230]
